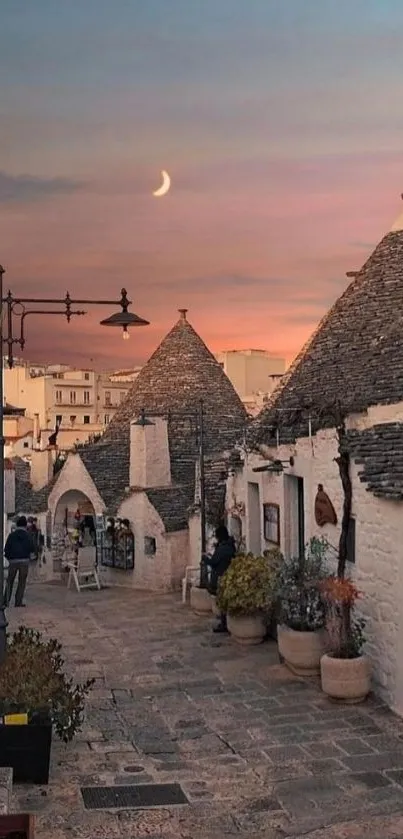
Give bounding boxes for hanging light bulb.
[122,326,130,340]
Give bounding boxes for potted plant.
[320,577,370,702]
[263,547,284,639]
[0,626,94,784]
[276,537,330,675]
[216,553,278,645]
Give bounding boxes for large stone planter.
[227,614,266,646]
[277,624,326,675]
[190,586,212,616]
[320,653,371,703]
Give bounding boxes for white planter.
[277,624,326,675]
[227,614,266,646]
[320,653,371,703]
[190,586,213,616]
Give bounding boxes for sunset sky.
[2,0,403,369]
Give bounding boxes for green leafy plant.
[276,536,331,631]
[0,626,94,742]
[320,577,366,659]
[217,552,281,617]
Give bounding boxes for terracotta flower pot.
[190,586,213,616]
[227,614,266,646]
[320,653,371,703]
[277,624,326,675]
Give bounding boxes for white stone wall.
[48,454,105,519]
[227,412,403,712]
[102,492,188,591]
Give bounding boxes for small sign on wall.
[263,503,280,546]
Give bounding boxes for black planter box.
[0,722,52,784]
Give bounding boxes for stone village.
[0,205,403,839]
[5,204,403,719]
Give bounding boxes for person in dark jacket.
[205,525,236,633]
[4,516,34,607]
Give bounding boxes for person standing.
[205,525,236,633]
[4,516,34,608]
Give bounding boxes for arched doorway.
[52,490,97,572]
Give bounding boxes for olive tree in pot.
[276,537,330,675]
[217,553,278,645]
[320,577,370,703]
[0,626,94,784]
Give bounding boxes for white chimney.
[130,415,171,488]
[30,449,56,491]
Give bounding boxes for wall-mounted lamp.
[100,288,149,341]
[132,408,155,427]
[252,456,294,475]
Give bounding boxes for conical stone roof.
[79,310,248,518]
[251,208,403,446]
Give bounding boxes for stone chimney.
[30,449,55,491]
[4,459,15,514]
[130,414,171,488]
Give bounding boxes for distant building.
[4,361,142,451]
[215,349,286,414]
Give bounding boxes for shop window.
[100,517,135,570]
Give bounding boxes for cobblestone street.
[8,580,403,839]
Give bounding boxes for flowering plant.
[276,537,330,631]
[217,552,280,617]
[320,576,366,659]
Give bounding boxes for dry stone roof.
[348,423,403,500]
[74,310,249,524]
[251,213,403,448]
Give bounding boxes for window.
[55,390,62,404]
[84,390,90,404]
[84,415,90,424]
[120,391,126,403]
[144,536,156,555]
[105,391,111,406]
[70,415,77,425]
[56,415,62,425]
[70,391,76,405]
[104,414,110,425]
[84,372,90,381]
[23,441,29,448]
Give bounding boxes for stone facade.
[229,399,403,713]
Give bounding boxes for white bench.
[67,546,101,593]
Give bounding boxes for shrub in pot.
[0,626,94,784]
[276,536,330,675]
[217,553,278,645]
[190,557,213,615]
[263,547,284,639]
[320,577,370,703]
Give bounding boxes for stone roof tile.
[348,422,403,499]
[250,223,403,446]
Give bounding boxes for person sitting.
[204,525,236,633]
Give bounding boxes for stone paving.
[7,580,403,838]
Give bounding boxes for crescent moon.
[153,169,171,197]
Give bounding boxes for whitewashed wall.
[227,410,403,713]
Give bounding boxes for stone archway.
[52,489,96,572]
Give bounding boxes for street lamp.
[0,265,150,662]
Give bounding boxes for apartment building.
[215,349,286,414]
[4,361,141,450]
